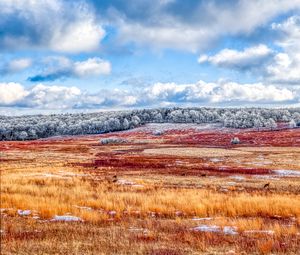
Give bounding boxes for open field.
[1,124,300,254]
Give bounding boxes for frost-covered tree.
[1,107,299,140]
[18,131,28,141]
[122,118,129,130]
[289,119,296,129]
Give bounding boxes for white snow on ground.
[191,225,238,235]
[116,179,135,185]
[252,169,300,180]
[230,176,245,181]
[223,226,238,235]
[42,173,72,179]
[210,158,223,162]
[51,215,82,222]
[252,175,279,180]
[273,170,300,177]
[116,179,144,188]
[192,217,213,221]
[226,182,236,186]
[17,209,31,216]
[108,210,117,216]
[125,123,221,133]
[192,225,220,232]
[22,171,89,179]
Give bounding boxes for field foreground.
[1,124,300,254]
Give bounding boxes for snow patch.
[100,137,127,145]
[126,123,220,133]
[210,158,223,162]
[18,209,31,216]
[226,182,236,186]
[192,225,220,233]
[108,210,117,216]
[192,217,213,221]
[273,170,300,177]
[116,179,144,188]
[223,226,238,235]
[253,175,279,180]
[191,225,238,235]
[51,215,82,222]
[230,176,245,181]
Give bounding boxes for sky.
[1,0,300,115]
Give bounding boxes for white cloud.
[197,15,300,86]
[266,16,300,84]
[144,81,295,104]
[118,22,212,52]
[115,0,300,51]
[210,82,294,103]
[0,58,32,74]
[50,9,105,53]
[266,53,300,84]
[0,82,28,105]
[28,57,111,82]
[0,0,105,53]
[8,58,32,72]
[25,84,82,109]
[0,80,298,110]
[198,44,273,70]
[74,58,111,77]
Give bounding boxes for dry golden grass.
[1,129,300,254]
[143,147,252,157]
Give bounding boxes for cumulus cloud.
[23,84,82,109]
[73,58,111,77]
[28,57,111,82]
[143,81,295,105]
[265,16,300,84]
[197,15,300,86]
[0,82,28,105]
[198,44,273,71]
[0,0,104,53]
[0,58,32,74]
[100,0,300,51]
[1,0,300,53]
[0,80,298,110]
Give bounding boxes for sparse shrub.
[100,137,127,145]
[152,130,164,136]
[231,137,240,144]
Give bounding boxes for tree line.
[1,107,299,140]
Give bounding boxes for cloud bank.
[0,81,298,110]
[28,57,111,82]
[198,45,273,71]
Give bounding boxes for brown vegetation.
[1,125,300,254]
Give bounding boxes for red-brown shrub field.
[1,124,300,254]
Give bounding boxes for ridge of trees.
[1,107,299,141]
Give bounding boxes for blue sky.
[1,0,300,114]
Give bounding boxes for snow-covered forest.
[1,108,300,140]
